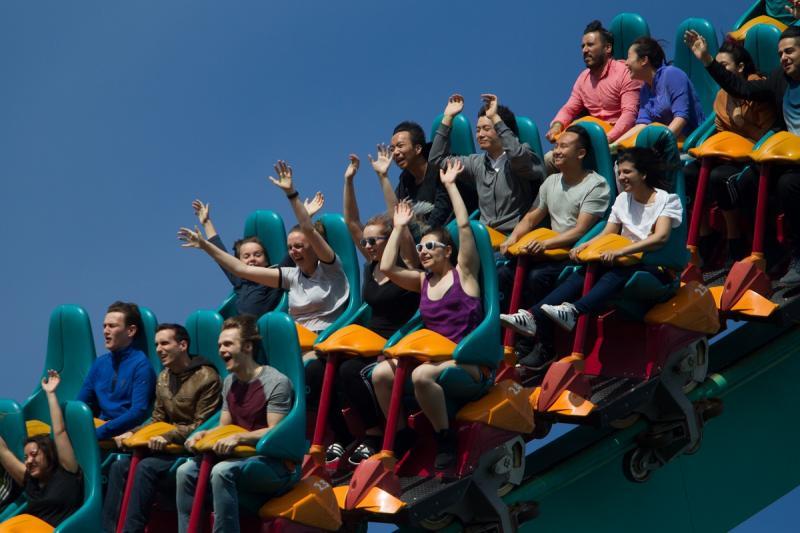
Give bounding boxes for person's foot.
[325,442,345,464]
[517,342,554,370]
[540,302,578,331]
[347,442,377,466]
[434,429,458,471]
[778,255,800,288]
[499,309,537,337]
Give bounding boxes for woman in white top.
[501,147,682,337]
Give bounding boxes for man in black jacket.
[686,26,800,286]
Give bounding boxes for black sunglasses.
[360,236,388,247]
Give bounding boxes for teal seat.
[218,210,289,318]
[733,1,765,30]
[21,305,96,426]
[674,18,720,118]
[430,114,476,155]
[610,12,650,60]
[238,312,306,509]
[55,401,102,532]
[309,214,363,345]
[184,310,227,378]
[615,125,689,316]
[0,400,27,522]
[516,116,544,161]
[745,22,782,73]
[137,306,160,374]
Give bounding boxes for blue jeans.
[530,265,668,347]
[103,454,176,533]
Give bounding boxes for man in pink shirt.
[545,20,641,169]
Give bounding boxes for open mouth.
[221,353,233,364]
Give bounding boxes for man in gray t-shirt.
[498,126,610,335]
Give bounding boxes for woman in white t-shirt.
[501,147,682,338]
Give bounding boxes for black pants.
[103,454,175,533]
[683,159,746,211]
[736,165,800,253]
[498,259,568,312]
[305,356,380,443]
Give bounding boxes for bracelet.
[286,191,299,200]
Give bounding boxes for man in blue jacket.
[77,301,156,441]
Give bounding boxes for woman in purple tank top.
[372,158,484,471]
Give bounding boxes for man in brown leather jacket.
[102,323,222,533]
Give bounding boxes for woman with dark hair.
[612,37,705,149]
[683,40,777,263]
[322,154,422,466]
[371,158,485,471]
[501,148,682,342]
[0,371,83,528]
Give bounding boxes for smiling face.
[390,131,423,170]
[238,242,267,267]
[476,116,502,153]
[287,231,318,271]
[23,440,50,480]
[625,45,648,81]
[155,328,188,370]
[103,311,136,352]
[362,223,390,262]
[551,131,585,171]
[218,327,251,373]
[779,37,800,78]
[616,160,648,193]
[418,232,452,271]
[581,31,611,70]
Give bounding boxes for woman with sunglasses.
[322,154,422,466]
[372,158,484,471]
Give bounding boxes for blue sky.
[0,0,794,530]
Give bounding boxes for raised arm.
[42,370,79,474]
[343,154,370,261]
[483,93,545,182]
[684,30,775,101]
[430,94,469,170]
[368,144,400,213]
[379,201,425,292]
[269,160,336,264]
[0,436,25,486]
[193,199,218,240]
[440,159,480,285]
[179,226,281,287]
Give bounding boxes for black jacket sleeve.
[208,235,242,289]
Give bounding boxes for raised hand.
[787,1,800,19]
[481,93,499,120]
[177,226,205,249]
[368,144,393,177]
[268,160,295,193]
[192,199,210,224]
[439,158,464,185]
[344,154,360,181]
[683,30,710,64]
[443,94,465,118]
[393,199,414,228]
[41,369,61,394]
[304,192,325,217]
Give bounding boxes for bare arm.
[42,371,79,474]
[369,144,400,212]
[193,199,218,239]
[440,159,480,290]
[569,221,621,261]
[500,206,548,255]
[611,123,645,150]
[540,212,601,250]
[380,201,425,292]
[212,411,286,455]
[602,216,673,262]
[0,437,25,486]
[178,226,281,287]
[270,160,336,264]
[343,154,368,260]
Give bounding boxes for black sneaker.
[517,342,554,370]
[434,429,457,471]
[347,442,377,466]
[325,442,345,464]
[778,255,800,288]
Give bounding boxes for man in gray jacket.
[430,93,545,233]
